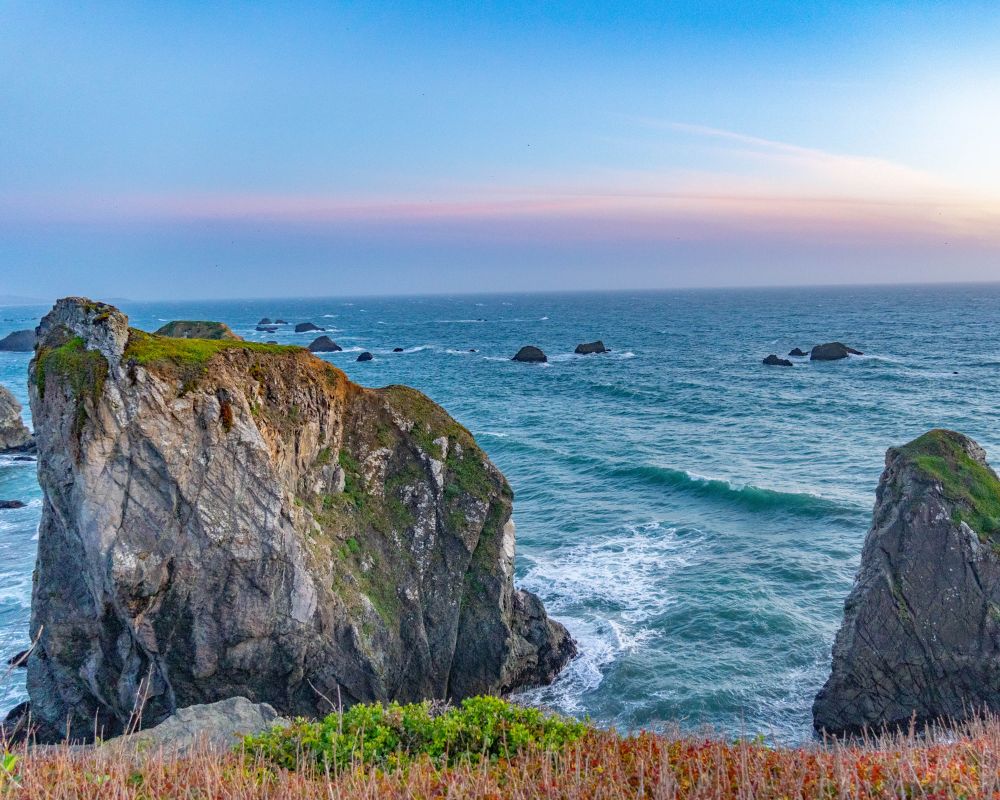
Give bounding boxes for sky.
[1,1,999,301]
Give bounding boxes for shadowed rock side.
[24,297,575,743]
[813,430,1000,736]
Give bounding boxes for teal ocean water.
[2,285,999,742]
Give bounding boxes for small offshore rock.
[0,385,33,452]
[763,354,793,367]
[810,342,863,361]
[256,325,278,333]
[295,322,323,333]
[257,317,272,325]
[0,500,26,510]
[155,321,241,341]
[7,649,29,666]
[308,336,343,353]
[788,347,808,357]
[469,348,477,353]
[512,345,547,363]
[392,347,404,352]
[356,351,374,362]
[275,319,287,325]
[0,330,35,352]
[575,340,609,355]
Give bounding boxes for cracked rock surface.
[23,297,574,743]
[814,429,1000,735]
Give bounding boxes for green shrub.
[242,695,588,771]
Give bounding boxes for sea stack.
[574,340,608,355]
[22,297,575,743]
[814,430,1000,735]
[0,385,33,452]
[155,320,242,341]
[308,335,342,352]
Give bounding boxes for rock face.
[107,697,287,753]
[575,341,608,355]
[0,385,33,452]
[810,342,863,361]
[0,330,36,352]
[512,346,546,363]
[308,336,343,353]
[814,430,1000,735]
[155,321,242,341]
[295,322,323,333]
[788,348,808,357]
[25,298,575,743]
[762,355,793,367]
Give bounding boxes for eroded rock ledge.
[22,297,575,743]
[814,429,1000,735]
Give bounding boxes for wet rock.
[762,354,793,367]
[0,500,26,510]
[392,347,404,353]
[512,346,547,363]
[788,348,808,357]
[574,340,608,355]
[810,342,863,361]
[356,351,374,362]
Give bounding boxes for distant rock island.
[19,297,575,743]
[0,330,36,352]
[814,430,1000,735]
[154,320,242,340]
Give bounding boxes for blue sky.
[2,1,999,300]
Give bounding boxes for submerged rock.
[0,385,33,452]
[155,320,242,341]
[25,297,574,743]
[512,346,547,363]
[392,347,404,353]
[295,322,323,333]
[356,351,374,362]
[0,330,36,352]
[814,430,1000,735]
[574,341,608,355]
[788,348,808,357]
[308,336,343,353]
[810,342,863,361]
[762,354,793,367]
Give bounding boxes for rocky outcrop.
[512,346,546,363]
[356,351,374,362]
[575,341,608,355]
[814,430,1000,735]
[0,501,26,510]
[810,342,863,361]
[155,321,241,341]
[295,322,323,333]
[106,697,287,753]
[788,348,808,357]
[24,298,575,743]
[393,347,404,353]
[762,355,793,367]
[308,336,343,353]
[257,318,272,325]
[0,385,33,452]
[0,330,36,352]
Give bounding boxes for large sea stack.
[23,298,574,743]
[814,430,1000,735]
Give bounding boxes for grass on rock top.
[153,320,241,341]
[898,429,1000,539]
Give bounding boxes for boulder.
[155,321,241,341]
[106,697,287,753]
[810,342,863,361]
[788,348,808,357]
[512,346,547,363]
[0,330,36,352]
[257,318,272,325]
[574,340,608,355]
[24,298,574,743]
[392,347,404,353]
[762,354,793,367]
[356,351,374,362]
[0,385,33,452]
[0,500,25,510]
[295,322,323,333]
[814,430,1000,735]
[308,336,343,353]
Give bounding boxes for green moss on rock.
[35,337,110,441]
[898,429,1000,538]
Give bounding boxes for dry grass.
[6,716,1000,799]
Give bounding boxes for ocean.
[2,284,999,743]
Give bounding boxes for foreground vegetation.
[9,698,1000,798]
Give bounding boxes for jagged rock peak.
[23,297,575,743]
[814,429,1000,736]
